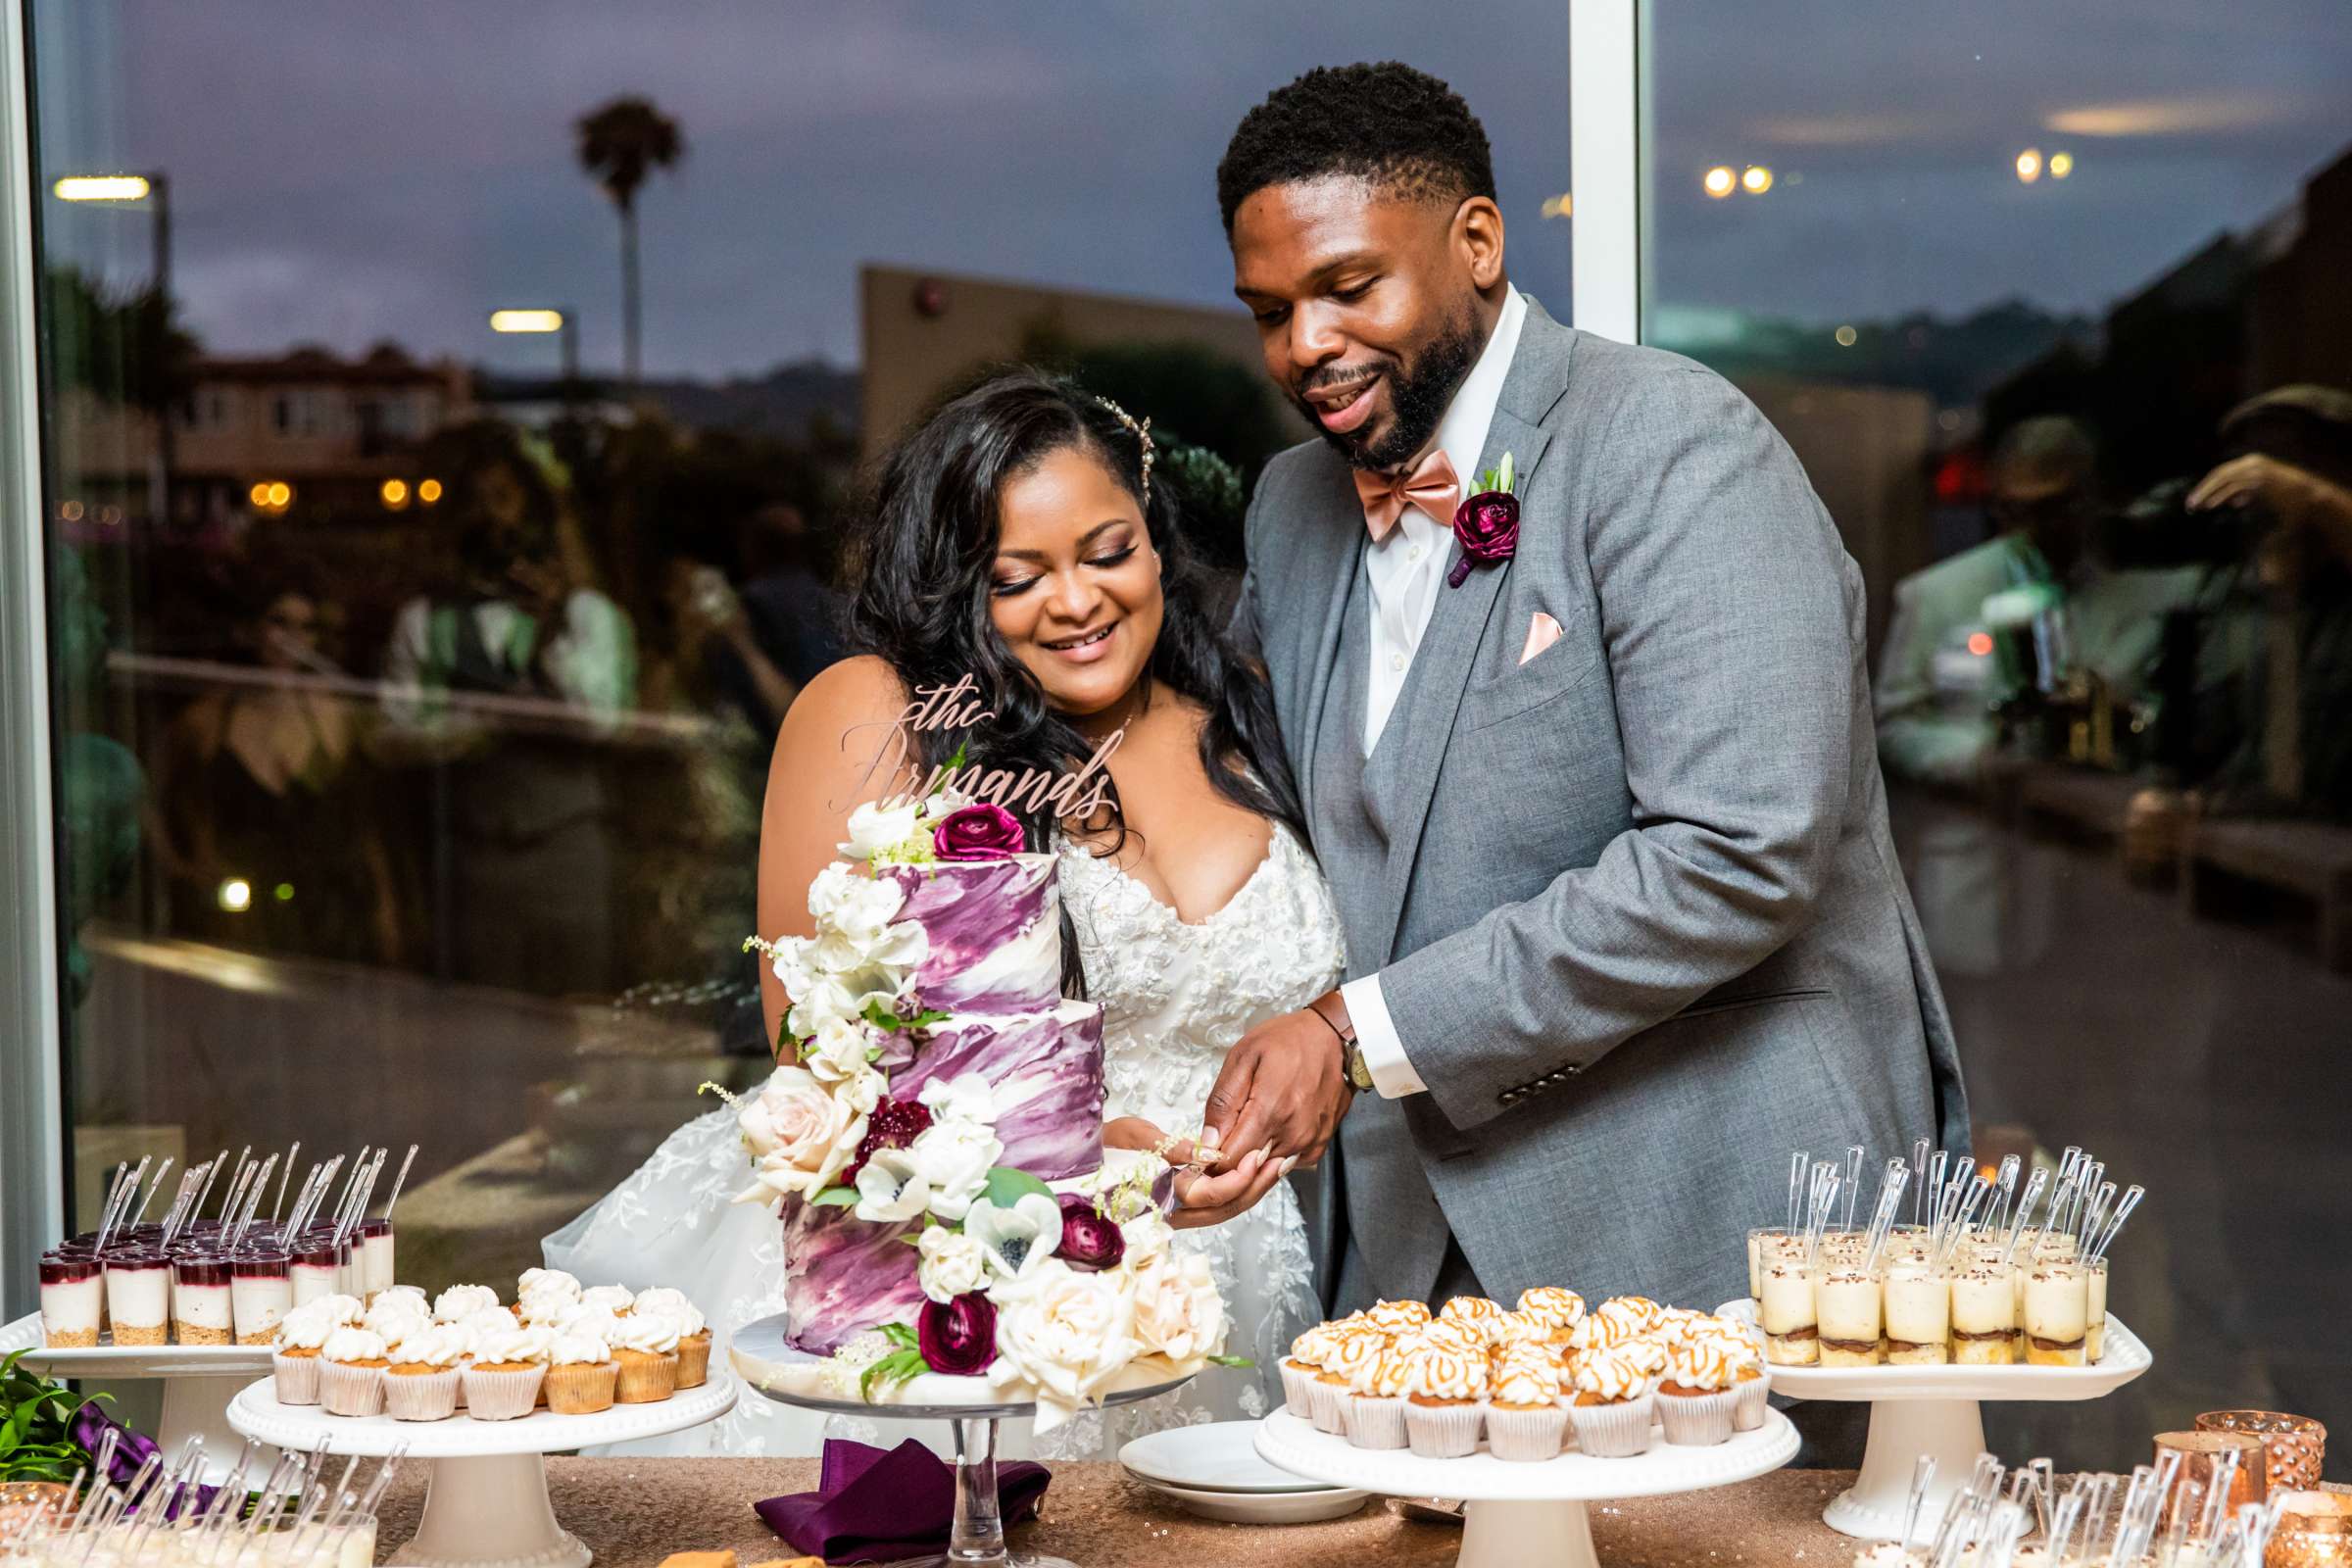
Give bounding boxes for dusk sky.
[27,0,2352,379]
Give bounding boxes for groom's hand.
[1204,1001,1353,1168]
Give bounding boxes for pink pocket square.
[1519,612,1563,665]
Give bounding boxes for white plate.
[1133,1477,1373,1524]
[1120,1421,1338,1494]
[1712,1299,2153,1401]
[226,1375,736,1456]
[0,1311,272,1377]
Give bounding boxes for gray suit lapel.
[1294,476,1366,811]
[1365,301,1581,965]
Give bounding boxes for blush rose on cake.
[726,780,1242,1432]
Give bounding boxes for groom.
[1204,63,1969,1319]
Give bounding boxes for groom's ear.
[1453,195,1506,292]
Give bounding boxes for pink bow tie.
[1354,449,1461,544]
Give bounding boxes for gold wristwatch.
[1314,1000,1374,1092]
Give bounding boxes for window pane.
[28,5,1565,1298]
[1645,1,2351,1473]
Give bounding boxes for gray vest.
[1310,557,1454,1303]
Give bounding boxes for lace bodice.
[1057,818,1348,1128]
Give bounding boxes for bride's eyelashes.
[990,545,1139,599]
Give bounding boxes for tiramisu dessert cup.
[1949,1260,2018,1366]
[318,1326,392,1417]
[103,1250,171,1348]
[1815,1260,1885,1368]
[2022,1256,2089,1367]
[230,1249,293,1345]
[38,1251,102,1348]
[171,1251,234,1347]
[1883,1257,1951,1365]
[2085,1256,2108,1362]
[1746,1227,1793,1303]
[384,1326,466,1421]
[1759,1256,1819,1365]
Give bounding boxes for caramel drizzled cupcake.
[1344,1341,1415,1450]
[1360,1299,1432,1335]
[1436,1296,1507,1345]
[1487,1346,1568,1461]
[1408,1316,1489,1357]
[384,1325,465,1422]
[1515,1287,1587,1346]
[1566,1340,1663,1457]
[1657,1336,1744,1446]
[1280,1324,1338,1419]
[1309,1328,1384,1436]
[318,1327,391,1417]
[1690,1324,1770,1433]
[1567,1308,1648,1355]
[1401,1342,1488,1458]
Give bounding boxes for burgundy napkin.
[755,1438,1052,1565]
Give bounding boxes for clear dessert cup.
[358,1217,395,1298]
[1758,1257,1818,1366]
[291,1232,349,1306]
[1746,1226,1794,1302]
[103,1249,172,1347]
[1814,1261,1885,1368]
[232,1248,294,1345]
[2023,1255,2090,1367]
[2085,1255,2109,1362]
[172,1251,235,1346]
[38,1251,103,1348]
[1882,1257,1951,1365]
[1948,1259,2017,1366]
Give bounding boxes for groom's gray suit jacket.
[1233,298,1969,1315]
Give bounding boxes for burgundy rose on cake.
[1056,1196,1125,1272]
[933,803,1026,861]
[917,1292,998,1377]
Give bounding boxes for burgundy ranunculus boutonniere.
[932,803,1025,860]
[1447,451,1521,588]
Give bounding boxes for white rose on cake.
[736,1065,867,1204]
[916,1226,989,1302]
[838,799,921,862]
[803,1015,879,1084]
[915,1073,997,1127]
[904,1115,1001,1222]
[989,1258,1145,1432]
[1118,1206,1175,1269]
[1127,1249,1227,1367]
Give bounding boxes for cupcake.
[516,1268,581,1303]
[1489,1310,1550,1349]
[1656,1337,1742,1446]
[1400,1343,1488,1458]
[634,1289,710,1388]
[384,1326,465,1422]
[1409,1316,1489,1357]
[610,1309,681,1403]
[463,1322,550,1420]
[1568,1308,1648,1355]
[372,1284,429,1316]
[1515,1287,1587,1346]
[1280,1324,1338,1419]
[578,1284,635,1320]
[1436,1296,1506,1344]
[1360,1299,1432,1335]
[515,1282,579,1327]
[270,1299,339,1405]
[545,1329,619,1414]
[1693,1326,1771,1431]
[1487,1348,1567,1461]
[1595,1296,1664,1336]
[1566,1341,1663,1457]
[432,1284,501,1323]
[318,1327,391,1417]
[1308,1328,1383,1437]
[1344,1342,1415,1450]
[364,1292,431,1348]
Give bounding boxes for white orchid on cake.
[722,768,1242,1431]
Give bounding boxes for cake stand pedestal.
[1,1312,273,1485]
[1253,1406,1798,1568]
[1717,1299,2154,1544]
[227,1374,736,1568]
[732,1311,1196,1568]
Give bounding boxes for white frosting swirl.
[468,1322,552,1367]
[320,1327,388,1365]
[516,1268,581,1301]
[432,1284,501,1322]
[549,1330,612,1368]
[364,1296,431,1343]
[273,1299,342,1350]
[631,1288,705,1337]
[388,1326,466,1368]
[610,1311,681,1354]
[577,1285,635,1318]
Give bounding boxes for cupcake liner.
[318,1362,386,1418]
[384,1368,460,1422]
[1278,1361,1316,1419]
[1487,1402,1568,1461]
[1403,1398,1483,1459]
[1307,1378,1351,1436]
[1567,1392,1655,1458]
[675,1334,711,1391]
[613,1348,679,1404]
[271,1350,322,1406]
[547,1360,619,1415]
[462,1364,545,1421]
[1657,1387,1739,1446]
[1344,1394,1407,1450]
[1732,1370,1771,1432]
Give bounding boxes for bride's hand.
[1104,1118,1294,1230]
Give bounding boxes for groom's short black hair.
[1218,63,1495,234]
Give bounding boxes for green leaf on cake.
[1206,1353,1256,1368]
[879,1321,920,1351]
[861,1001,952,1035]
[983,1166,1054,1208]
[808,1187,860,1207]
[860,1348,929,1400]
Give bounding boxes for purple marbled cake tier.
[783,855,1105,1356]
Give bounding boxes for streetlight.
[53,171,172,524]
[490,308,580,412]
[1702,166,1738,199]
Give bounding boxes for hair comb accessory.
[1093,396,1154,504]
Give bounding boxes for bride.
[546,372,1347,1456]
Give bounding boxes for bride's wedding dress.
[543,818,1346,1457]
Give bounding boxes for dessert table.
[368,1457,1869,1567]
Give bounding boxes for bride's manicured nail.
[1278,1155,1299,1176]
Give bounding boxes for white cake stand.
[1,1312,273,1485]
[731,1311,1195,1568]
[1715,1298,2153,1544]
[227,1374,736,1568]
[1254,1406,1798,1568]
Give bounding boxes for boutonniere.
[1448,452,1520,588]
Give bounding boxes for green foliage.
[1205,1353,1256,1369]
[0,1348,106,1483]
[860,1348,929,1399]
[808,1187,860,1207]
[861,1001,952,1035]
[981,1166,1055,1209]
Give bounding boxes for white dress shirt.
[1341,283,1527,1098]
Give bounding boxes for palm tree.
[575,96,685,386]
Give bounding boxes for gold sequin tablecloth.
[374,1457,1863,1566]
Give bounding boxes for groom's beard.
[1298,307,1483,472]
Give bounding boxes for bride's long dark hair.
[845,371,1308,997]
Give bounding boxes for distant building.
[859,264,1285,459]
